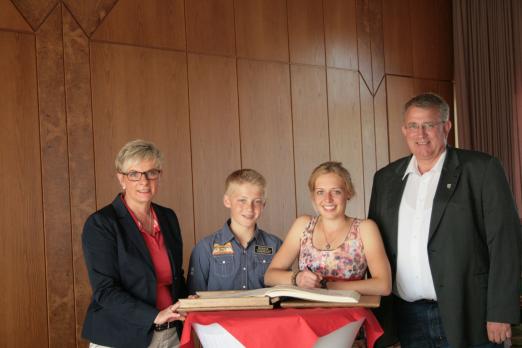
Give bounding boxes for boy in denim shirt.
[187,169,282,293]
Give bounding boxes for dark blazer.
[82,195,187,348]
[369,147,521,348]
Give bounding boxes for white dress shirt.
[395,151,446,302]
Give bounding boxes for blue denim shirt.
[187,220,283,294]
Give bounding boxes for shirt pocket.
[211,255,236,278]
[254,254,273,276]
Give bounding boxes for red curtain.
[453,0,522,216]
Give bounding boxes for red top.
[121,195,174,310]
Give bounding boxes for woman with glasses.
[82,139,187,348]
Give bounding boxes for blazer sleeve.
[82,212,159,327]
[482,157,521,324]
[165,208,188,300]
[368,171,380,221]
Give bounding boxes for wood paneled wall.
[0,0,453,346]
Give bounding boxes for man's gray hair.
[404,93,450,122]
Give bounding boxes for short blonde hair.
[308,161,355,198]
[225,169,266,196]
[115,139,164,173]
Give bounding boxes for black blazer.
[82,195,187,348]
[369,147,521,348]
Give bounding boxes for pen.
[308,265,328,289]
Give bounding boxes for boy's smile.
[224,182,265,233]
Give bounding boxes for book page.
[197,285,360,303]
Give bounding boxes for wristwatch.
[320,278,328,289]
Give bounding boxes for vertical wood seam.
[59,4,79,346]
[33,17,51,348]
[232,0,243,168]
[285,0,298,219]
[87,41,98,211]
[183,0,197,250]
[322,0,332,160]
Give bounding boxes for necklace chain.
[321,217,353,250]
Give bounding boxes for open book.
[178,285,361,311]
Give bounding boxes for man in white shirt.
[369,93,520,348]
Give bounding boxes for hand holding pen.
[295,265,324,289]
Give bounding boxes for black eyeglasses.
[120,169,161,181]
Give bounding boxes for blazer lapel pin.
[446,183,452,189]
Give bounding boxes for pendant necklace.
[322,218,353,250]
[324,231,332,250]
[323,226,333,250]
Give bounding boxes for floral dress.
[298,216,367,281]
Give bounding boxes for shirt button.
[222,260,226,264]
[243,267,246,271]
[262,260,266,263]
[242,285,246,289]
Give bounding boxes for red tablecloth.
[180,307,383,348]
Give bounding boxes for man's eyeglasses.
[120,169,161,181]
[405,121,445,132]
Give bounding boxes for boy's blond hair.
[225,169,266,196]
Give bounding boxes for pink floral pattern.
[298,216,367,281]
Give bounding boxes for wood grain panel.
[0,30,48,347]
[0,0,32,32]
[287,0,325,65]
[188,53,241,241]
[12,0,57,31]
[437,0,453,81]
[324,0,357,70]
[36,6,76,347]
[62,0,118,37]
[327,68,364,218]
[91,42,194,268]
[382,0,413,76]
[237,59,295,238]
[413,78,439,94]
[291,64,329,216]
[186,0,235,56]
[359,77,376,215]
[410,0,453,80]
[93,0,185,50]
[410,0,437,79]
[235,0,289,62]
[357,0,373,91]
[62,7,95,347]
[374,82,389,170]
[369,0,384,92]
[386,75,414,161]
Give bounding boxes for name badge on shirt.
[212,242,234,255]
[254,245,274,255]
